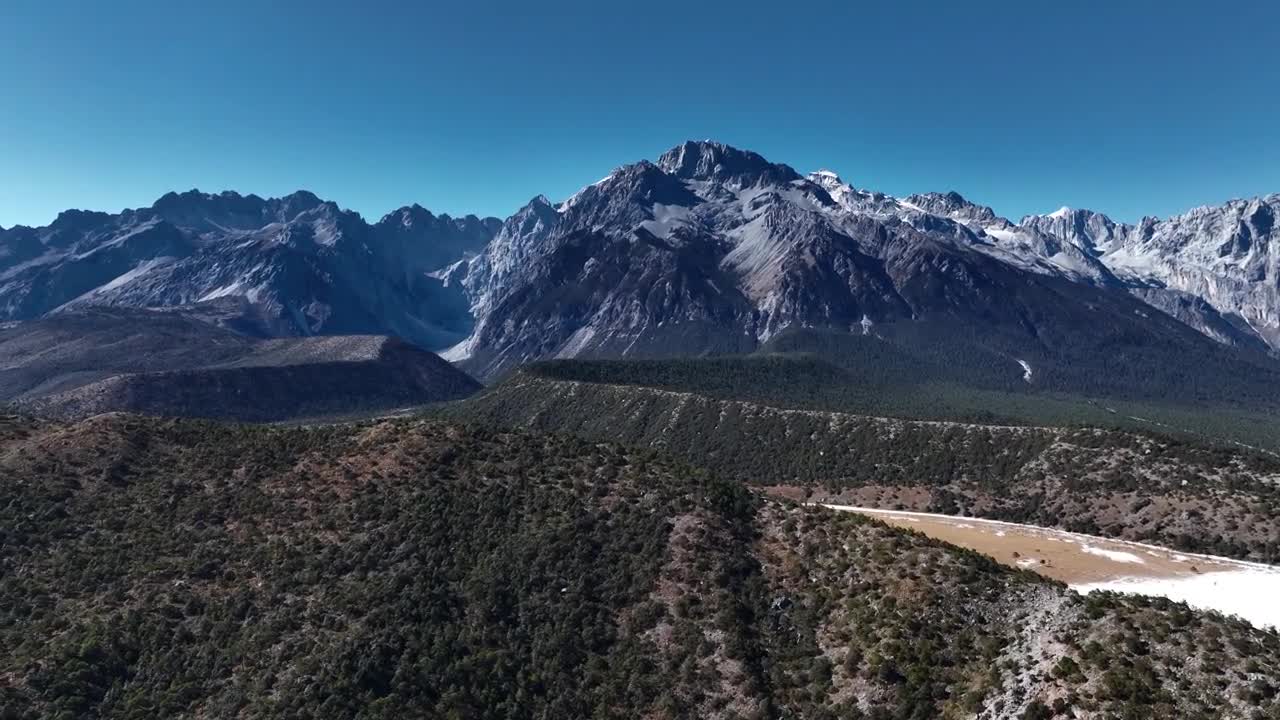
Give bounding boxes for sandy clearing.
[820,504,1254,584]
[821,504,1280,629]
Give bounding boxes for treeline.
[524,333,1280,452]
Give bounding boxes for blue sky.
[2,0,1277,227]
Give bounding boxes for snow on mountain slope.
[0,191,501,351]
[1022,196,1280,349]
[4,140,1277,375]
[445,140,1272,387]
[799,170,1120,284]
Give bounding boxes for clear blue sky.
[2,0,1277,228]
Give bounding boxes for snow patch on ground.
[639,203,693,238]
[1074,570,1280,630]
[983,226,1018,242]
[557,324,598,358]
[87,258,172,296]
[198,281,246,302]
[1016,359,1033,382]
[822,504,1280,631]
[1080,545,1145,564]
[440,333,478,362]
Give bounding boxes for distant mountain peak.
[149,188,267,221]
[153,188,254,207]
[50,208,113,230]
[280,189,323,205]
[656,140,800,186]
[903,191,998,224]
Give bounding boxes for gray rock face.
[2,140,1276,384]
[445,140,1271,386]
[0,191,501,350]
[1020,196,1280,349]
[1019,206,1130,253]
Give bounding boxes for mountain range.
[3,140,1278,404]
[5,142,1280,719]
[0,190,499,350]
[448,141,1280,382]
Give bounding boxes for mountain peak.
[906,190,978,212]
[1018,205,1121,229]
[656,140,800,186]
[276,190,326,214]
[513,195,562,224]
[150,189,266,216]
[807,169,848,190]
[50,208,113,230]
[379,204,437,228]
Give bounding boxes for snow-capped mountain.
[0,191,500,349]
[445,141,1278,398]
[1020,196,1280,349]
[2,140,1276,397]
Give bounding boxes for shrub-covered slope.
[1,414,1276,719]
[452,372,1280,563]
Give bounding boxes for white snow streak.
[1074,571,1280,630]
[1016,359,1033,383]
[1079,545,1145,564]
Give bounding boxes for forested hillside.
[1,413,1277,719]
[521,347,1280,452]
[451,372,1280,563]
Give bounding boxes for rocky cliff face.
[3,141,1277,378]
[1021,196,1280,349]
[445,141,1276,384]
[0,190,500,350]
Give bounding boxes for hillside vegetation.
[522,342,1280,452]
[1,413,1277,719]
[451,372,1280,563]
